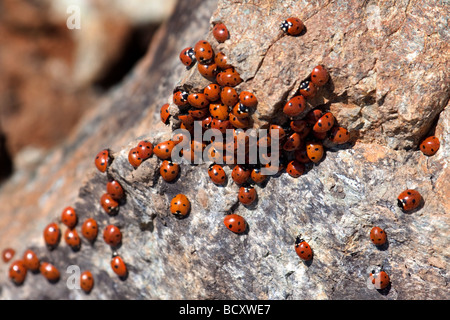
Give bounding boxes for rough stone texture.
[0,0,449,300]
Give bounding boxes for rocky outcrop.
[0,0,448,300]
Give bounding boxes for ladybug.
[216,68,242,87]
[295,236,313,261]
[232,103,250,119]
[160,160,180,182]
[198,62,218,79]
[178,113,194,127]
[294,148,311,163]
[106,180,124,200]
[290,120,307,133]
[310,65,329,87]
[153,140,176,160]
[238,186,257,205]
[81,218,98,242]
[269,124,287,140]
[203,83,221,101]
[305,109,323,125]
[231,165,251,185]
[137,140,154,159]
[370,226,387,246]
[172,131,190,147]
[283,95,306,117]
[188,93,210,109]
[211,118,231,134]
[61,206,77,229]
[22,249,40,271]
[111,252,127,278]
[128,147,143,168]
[173,90,189,107]
[251,167,267,184]
[229,113,250,129]
[170,194,191,217]
[370,270,390,290]
[280,17,304,36]
[100,193,119,215]
[329,126,350,144]
[201,116,213,131]
[286,160,305,178]
[213,23,230,43]
[80,271,94,293]
[306,141,324,163]
[189,108,210,119]
[313,130,327,140]
[420,136,440,156]
[103,225,122,247]
[223,214,246,234]
[208,164,227,185]
[397,189,422,212]
[283,132,302,151]
[43,222,60,249]
[2,248,15,263]
[94,149,110,173]
[239,91,258,108]
[160,103,170,124]
[313,112,335,133]
[194,40,214,64]
[209,103,230,120]
[64,228,81,251]
[215,51,231,70]
[221,87,239,107]
[9,260,27,285]
[299,80,317,98]
[179,47,196,67]
[40,262,60,283]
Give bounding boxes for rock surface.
[0,0,448,300]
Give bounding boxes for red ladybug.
[310,65,329,87]
[61,206,77,229]
[313,130,327,140]
[208,164,227,185]
[128,147,143,168]
[299,80,317,98]
[216,68,242,87]
[420,136,440,156]
[370,227,387,246]
[153,140,176,160]
[23,250,40,271]
[43,222,60,249]
[329,126,350,144]
[283,95,306,117]
[283,132,302,151]
[251,167,267,184]
[95,149,110,173]
[215,51,231,70]
[238,186,257,205]
[173,90,189,107]
[103,225,122,247]
[232,103,250,119]
[280,17,304,36]
[2,248,15,263]
[231,165,250,185]
[306,141,324,163]
[295,236,313,261]
[370,270,390,290]
[294,148,311,164]
[106,180,124,200]
[223,214,246,234]
[210,103,230,120]
[80,271,94,293]
[81,218,98,242]
[397,189,422,212]
[198,62,218,79]
[179,47,196,67]
[160,103,170,124]
[188,93,210,109]
[170,194,191,217]
[64,228,81,251]
[194,40,214,64]
[160,160,180,182]
[229,113,250,129]
[305,109,323,125]
[189,108,210,119]
[137,140,154,159]
[221,87,239,107]
[290,120,307,133]
[111,253,127,278]
[213,23,230,42]
[269,124,287,140]
[9,260,27,285]
[40,262,60,283]
[100,193,119,215]
[239,91,258,108]
[313,112,335,133]
[211,118,231,134]
[286,160,305,178]
[203,83,221,101]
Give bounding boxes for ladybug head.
[299,80,311,91]
[280,20,290,32]
[295,236,304,246]
[397,198,405,209]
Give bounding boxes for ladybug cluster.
[3,14,442,297]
